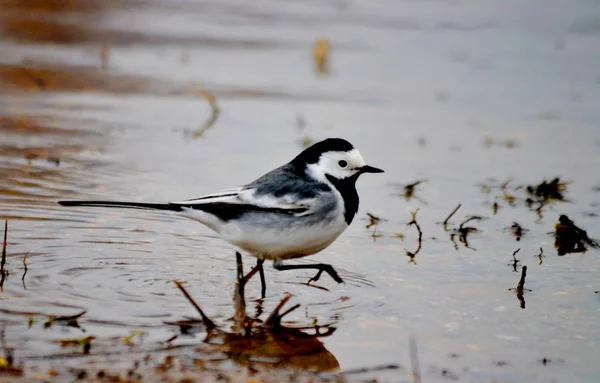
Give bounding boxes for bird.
[59,138,383,297]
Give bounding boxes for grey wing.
[170,164,326,221]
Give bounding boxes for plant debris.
[508,249,521,272]
[508,222,528,241]
[448,215,483,250]
[538,357,565,365]
[0,327,23,377]
[526,178,569,218]
[123,330,144,345]
[554,215,599,255]
[441,204,461,231]
[365,213,385,241]
[527,178,568,204]
[508,266,531,309]
[313,37,330,75]
[188,85,220,138]
[535,247,545,265]
[43,310,87,330]
[165,255,340,373]
[492,201,500,214]
[0,220,7,291]
[21,252,28,289]
[405,209,423,263]
[173,280,216,329]
[365,212,383,229]
[402,180,427,203]
[57,335,95,354]
[483,137,518,149]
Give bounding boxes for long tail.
[58,200,182,212]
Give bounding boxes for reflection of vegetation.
[401,180,427,204]
[405,209,423,263]
[508,266,531,309]
[363,213,403,240]
[554,215,599,256]
[365,212,382,229]
[313,37,330,75]
[43,310,87,330]
[483,137,518,149]
[188,85,220,138]
[507,249,521,272]
[169,255,339,373]
[441,203,461,231]
[0,327,22,377]
[446,215,483,251]
[295,115,315,148]
[57,335,95,354]
[508,222,528,241]
[365,213,384,240]
[535,247,545,265]
[409,338,422,383]
[526,178,569,219]
[476,178,570,220]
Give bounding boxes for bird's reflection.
[168,253,339,373]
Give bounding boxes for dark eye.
[338,160,348,168]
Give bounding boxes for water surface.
[1,0,599,381]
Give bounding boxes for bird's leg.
[257,259,266,299]
[236,252,244,281]
[236,253,267,299]
[273,261,344,284]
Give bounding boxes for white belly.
[219,215,348,260]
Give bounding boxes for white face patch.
[305,149,367,182]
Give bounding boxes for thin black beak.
[360,165,384,174]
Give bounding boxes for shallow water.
[1,0,600,381]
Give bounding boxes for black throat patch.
[325,173,360,225]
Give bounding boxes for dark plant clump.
[554,215,599,256]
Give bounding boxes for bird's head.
[292,138,384,183]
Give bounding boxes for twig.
[459,215,483,229]
[343,364,401,375]
[173,280,216,329]
[263,294,292,327]
[508,266,531,309]
[457,216,483,250]
[492,201,500,214]
[1,220,6,271]
[21,252,28,289]
[190,84,220,138]
[1,220,8,291]
[535,247,544,265]
[508,249,520,272]
[516,265,527,294]
[405,209,423,263]
[43,310,87,330]
[278,304,300,320]
[365,213,382,229]
[442,204,461,230]
[409,338,421,383]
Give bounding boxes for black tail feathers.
[58,200,182,212]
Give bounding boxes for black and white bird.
[59,138,383,297]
